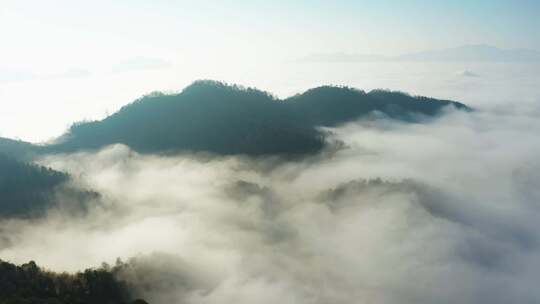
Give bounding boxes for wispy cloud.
[457,70,480,77]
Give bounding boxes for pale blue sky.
[1,0,539,69]
[1,0,539,141]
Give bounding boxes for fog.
[0,101,539,303]
[2,61,539,142]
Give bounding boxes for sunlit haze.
[1,0,539,142]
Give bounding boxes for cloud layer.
[1,106,540,303]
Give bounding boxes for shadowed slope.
[0,137,38,160]
[0,154,69,217]
[46,81,469,156]
[50,81,324,155]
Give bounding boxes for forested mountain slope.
[46,81,469,156]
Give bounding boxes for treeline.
[0,154,68,217]
[0,81,471,217]
[1,81,470,158]
[0,138,36,160]
[0,259,148,304]
[0,154,102,218]
[46,80,469,156]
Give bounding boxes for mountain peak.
[1,81,470,157]
[181,80,276,101]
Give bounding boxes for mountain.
[0,81,468,217]
[0,137,38,160]
[0,81,469,217]
[47,82,324,156]
[41,81,469,156]
[0,259,148,304]
[286,86,468,126]
[0,154,101,218]
[0,154,69,217]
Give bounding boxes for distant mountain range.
[0,80,469,159]
[300,45,540,63]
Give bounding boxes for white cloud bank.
[1,106,540,303]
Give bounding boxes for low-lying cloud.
[1,106,540,303]
[458,70,480,77]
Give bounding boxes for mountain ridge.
[1,80,470,158]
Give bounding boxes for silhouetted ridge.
[0,154,68,217]
[182,80,277,101]
[0,154,99,218]
[0,259,147,304]
[9,81,470,156]
[367,89,470,117]
[285,85,469,126]
[0,137,37,160]
[286,86,372,126]
[52,81,323,155]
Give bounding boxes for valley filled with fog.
[1,92,539,303]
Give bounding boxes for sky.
[1,0,540,142]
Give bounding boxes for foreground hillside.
[0,154,100,218]
[0,154,68,217]
[0,259,147,304]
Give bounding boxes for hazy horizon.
[2,0,540,142]
[2,58,540,143]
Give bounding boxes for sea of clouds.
[1,102,540,303]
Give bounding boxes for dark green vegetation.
[0,138,36,160]
[0,82,469,302]
[0,154,68,218]
[51,82,324,155]
[0,81,470,217]
[0,259,148,304]
[1,81,469,157]
[0,154,100,218]
[1,80,467,157]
